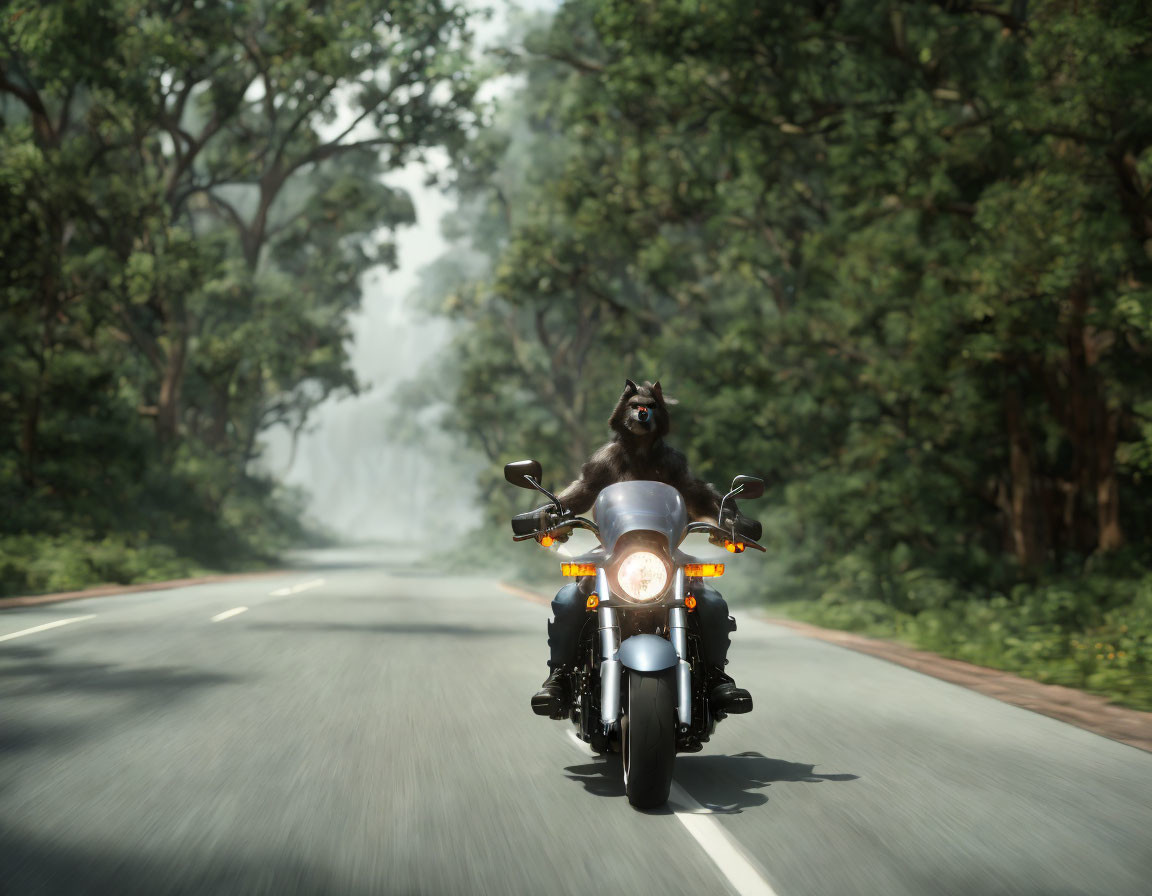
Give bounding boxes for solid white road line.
[0,615,96,644]
[268,578,325,597]
[211,606,248,622]
[667,781,780,896]
[565,731,780,896]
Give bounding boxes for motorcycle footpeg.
[722,694,753,714]
[530,693,569,719]
[710,684,753,715]
[676,731,704,753]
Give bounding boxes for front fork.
[597,570,621,729]
[597,567,693,731]
[669,568,692,727]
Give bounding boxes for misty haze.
[3,2,1151,895]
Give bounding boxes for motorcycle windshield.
[593,481,688,552]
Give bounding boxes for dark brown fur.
[555,379,729,521]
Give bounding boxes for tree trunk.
[1096,407,1124,552]
[1059,288,1125,554]
[1064,291,1100,554]
[207,382,231,451]
[156,330,188,447]
[21,258,61,487]
[19,391,41,488]
[1004,390,1043,568]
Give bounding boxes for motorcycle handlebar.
[510,510,541,536]
[686,521,767,552]
[509,515,599,541]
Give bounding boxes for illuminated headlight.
[615,551,669,602]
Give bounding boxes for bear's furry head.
[608,379,677,440]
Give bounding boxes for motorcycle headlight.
[614,550,669,602]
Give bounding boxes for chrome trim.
[598,605,621,728]
[596,568,611,606]
[676,662,692,726]
[600,660,621,729]
[598,605,619,661]
[669,605,688,659]
[669,604,692,726]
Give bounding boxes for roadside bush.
[0,532,197,596]
[770,569,1152,712]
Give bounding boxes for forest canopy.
[0,0,479,592]
[420,0,1152,707]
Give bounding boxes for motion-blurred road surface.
[2,546,1150,895]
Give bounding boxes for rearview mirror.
[504,459,543,490]
[729,475,764,500]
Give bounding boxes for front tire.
[621,669,677,809]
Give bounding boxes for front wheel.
[621,669,677,809]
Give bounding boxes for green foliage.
[421,0,1152,700]
[429,0,1152,559]
[0,1,479,595]
[0,532,194,596]
[775,572,1152,712]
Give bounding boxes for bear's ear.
[609,380,639,430]
[651,380,679,406]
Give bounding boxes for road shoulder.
[0,571,285,611]
[761,614,1152,754]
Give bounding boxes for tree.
[426,0,1152,602]
[0,0,480,588]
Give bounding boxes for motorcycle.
[505,459,765,809]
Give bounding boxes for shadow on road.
[564,750,858,813]
[0,643,239,699]
[249,621,529,637]
[565,755,627,799]
[675,751,859,813]
[0,643,240,758]
[0,722,88,758]
[0,824,354,896]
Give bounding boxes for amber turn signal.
[539,535,555,547]
[684,563,724,577]
[684,594,697,610]
[725,540,745,553]
[561,562,596,577]
[586,594,599,609]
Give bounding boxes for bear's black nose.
[637,407,650,422]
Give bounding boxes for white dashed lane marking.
[211,607,248,622]
[0,615,96,643]
[268,578,326,597]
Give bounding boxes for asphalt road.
[2,546,1151,896]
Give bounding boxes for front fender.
[616,634,678,672]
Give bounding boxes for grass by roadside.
[768,577,1152,713]
[0,532,211,597]
[0,515,336,599]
